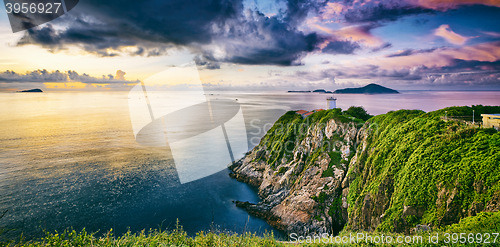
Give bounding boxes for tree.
[343,106,373,121]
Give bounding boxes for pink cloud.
[434,24,469,45]
[336,25,383,46]
[482,31,500,38]
[312,24,383,47]
[321,2,345,19]
[441,41,500,61]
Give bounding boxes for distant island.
[17,88,43,93]
[312,89,333,93]
[287,90,311,93]
[333,83,399,94]
[287,84,398,94]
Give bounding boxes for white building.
[327,97,337,109]
[481,114,500,130]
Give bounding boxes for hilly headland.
[230,105,500,236]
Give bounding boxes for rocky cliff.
[229,106,500,236]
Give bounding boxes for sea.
[0,90,498,240]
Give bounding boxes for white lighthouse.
[327,97,337,109]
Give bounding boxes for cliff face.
[229,106,500,236]
[230,109,367,235]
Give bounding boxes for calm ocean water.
[0,90,498,240]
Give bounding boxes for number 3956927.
[5,2,62,14]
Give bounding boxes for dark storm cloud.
[194,55,221,70]
[202,10,323,66]
[284,0,329,27]
[16,0,325,66]
[386,47,438,57]
[0,69,136,84]
[321,40,361,54]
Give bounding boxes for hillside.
[334,84,399,94]
[229,105,500,235]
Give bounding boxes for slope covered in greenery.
[346,105,500,232]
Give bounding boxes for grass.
[4,227,499,246]
[2,212,499,246]
[1,220,284,247]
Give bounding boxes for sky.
[0,0,500,91]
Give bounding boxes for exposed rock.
[229,118,360,235]
[485,193,500,212]
[436,183,463,226]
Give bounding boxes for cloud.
[194,55,221,70]
[200,10,322,66]
[263,41,500,88]
[439,41,500,62]
[116,70,126,80]
[317,0,500,26]
[439,59,500,72]
[413,0,500,10]
[361,41,500,71]
[321,40,361,54]
[371,42,393,52]
[343,2,434,24]
[0,69,136,84]
[386,47,438,57]
[482,31,500,38]
[201,79,338,91]
[326,24,384,47]
[297,58,500,88]
[321,65,424,81]
[15,0,326,66]
[321,2,345,20]
[434,24,469,45]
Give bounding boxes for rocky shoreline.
[229,116,366,235]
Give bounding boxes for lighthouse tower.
[327,97,337,109]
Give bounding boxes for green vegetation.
[5,213,499,247]
[347,105,500,232]
[321,151,342,177]
[343,106,373,121]
[328,197,343,219]
[445,211,500,233]
[258,108,369,170]
[1,227,282,247]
